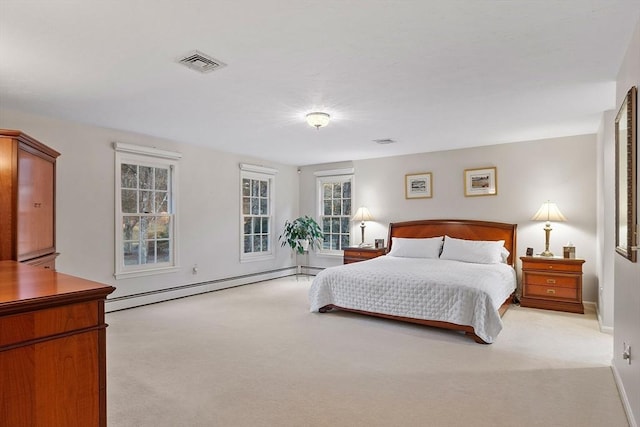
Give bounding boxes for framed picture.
[615,86,637,262]
[405,172,432,199]
[464,167,497,197]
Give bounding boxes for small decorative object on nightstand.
[520,256,584,314]
[343,247,386,264]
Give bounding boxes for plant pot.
[298,239,310,252]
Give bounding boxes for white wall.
[0,108,299,310]
[299,135,599,302]
[596,109,616,331]
[613,17,640,427]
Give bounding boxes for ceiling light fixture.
[305,112,330,129]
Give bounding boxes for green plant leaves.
[279,215,324,254]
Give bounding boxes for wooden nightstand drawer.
[525,284,577,300]
[347,250,378,259]
[343,247,386,264]
[525,274,578,289]
[521,259,583,273]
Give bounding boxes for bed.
[309,219,517,344]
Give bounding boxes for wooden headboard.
[387,219,518,267]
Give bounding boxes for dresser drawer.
[525,274,578,289]
[525,284,577,300]
[22,252,59,271]
[0,301,99,347]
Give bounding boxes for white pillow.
[439,235,506,264]
[388,236,443,258]
[500,247,510,263]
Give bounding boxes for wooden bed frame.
[318,219,518,344]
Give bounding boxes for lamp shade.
[531,201,567,222]
[352,206,374,222]
[305,112,330,129]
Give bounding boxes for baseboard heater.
[106,266,298,312]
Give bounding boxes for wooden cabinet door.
[17,148,55,260]
[0,332,100,426]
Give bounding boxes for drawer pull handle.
[548,265,553,269]
[546,289,556,294]
[546,279,556,284]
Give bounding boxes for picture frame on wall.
[615,86,637,263]
[464,167,497,197]
[405,172,432,199]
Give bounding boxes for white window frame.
[240,163,277,262]
[114,142,181,279]
[315,168,355,256]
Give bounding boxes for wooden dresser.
[520,256,584,314]
[343,247,387,264]
[0,261,115,426]
[0,129,60,269]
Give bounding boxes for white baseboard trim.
[596,310,614,334]
[611,364,637,427]
[583,301,614,334]
[105,267,296,312]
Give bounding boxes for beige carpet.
[107,276,628,426]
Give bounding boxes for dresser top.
[0,261,115,315]
[520,256,585,264]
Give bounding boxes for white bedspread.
[309,256,516,343]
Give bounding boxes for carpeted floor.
[106,276,628,426]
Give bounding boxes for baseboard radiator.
[105,265,327,312]
[105,267,297,312]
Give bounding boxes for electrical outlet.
[623,342,631,365]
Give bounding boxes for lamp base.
[539,250,554,257]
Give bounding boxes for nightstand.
[343,247,387,264]
[520,256,585,314]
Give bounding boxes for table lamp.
[531,201,566,257]
[352,207,374,247]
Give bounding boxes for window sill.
[114,266,180,280]
[240,253,276,263]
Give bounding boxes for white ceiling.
[1,1,639,166]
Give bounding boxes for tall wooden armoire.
[0,129,60,269]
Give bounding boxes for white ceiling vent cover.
[178,50,226,73]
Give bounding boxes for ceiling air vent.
[373,138,396,145]
[177,50,226,73]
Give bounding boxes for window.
[240,164,277,261]
[316,169,354,253]
[114,143,181,278]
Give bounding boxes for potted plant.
[279,215,324,254]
